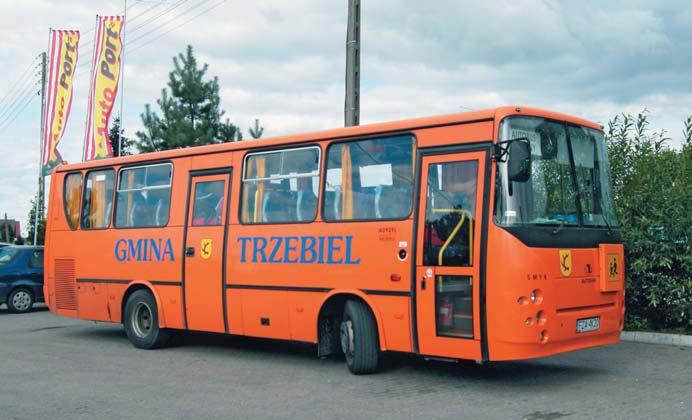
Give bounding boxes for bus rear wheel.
[340,300,380,374]
[123,290,173,349]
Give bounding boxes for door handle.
[421,277,426,290]
[185,247,195,257]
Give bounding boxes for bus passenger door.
[183,170,232,333]
[415,152,485,360]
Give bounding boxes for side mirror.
[508,139,531,182]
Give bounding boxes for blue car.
[0,246,44,313]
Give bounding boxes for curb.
[621,331,692,347]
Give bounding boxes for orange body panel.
[44,106,623,362]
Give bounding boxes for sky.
[0,0,690,235]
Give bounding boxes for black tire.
[123,290,173,349]
[340,300,380,374]
[7,288,34,314]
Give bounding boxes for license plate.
[576,317,600,333]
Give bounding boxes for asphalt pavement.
[0,306,690,420]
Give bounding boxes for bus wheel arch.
[122,288,175,349]
[316,291,386,358]
[121,282,166,328]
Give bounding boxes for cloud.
[0,0,690,233]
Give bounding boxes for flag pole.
[83,15,99,162]
[35,30,49,245]
[118,0,127,157]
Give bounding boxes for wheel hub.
[12,291,31,311]
[132,302,153,338]
[340,319,355,357]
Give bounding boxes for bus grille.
[54,259,77,310]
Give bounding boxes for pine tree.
[109,117,134,157]
[248,118,265,139]
[219,118,242,142]
[136,45,241,152]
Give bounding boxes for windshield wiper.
[551,219,566,235]
[602,216,613,236]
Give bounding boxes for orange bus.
[44,106,625,374]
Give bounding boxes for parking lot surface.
[0,307,690,420]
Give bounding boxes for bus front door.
[183,170,232,333]
[415,151,485,360]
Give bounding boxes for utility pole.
[34,50,47,246]
[345,0,360,127]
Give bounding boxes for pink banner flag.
[42,30,80,175]
[83,16,124,161]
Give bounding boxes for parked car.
[0,246,44,313]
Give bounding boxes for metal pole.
[34,49,47,245]
[4,213,9,243]
[83,16,99,162]
[118,0,127,157]
[345,0,360,127]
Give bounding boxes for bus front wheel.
[340,300,380,374]
[123,290,173,349]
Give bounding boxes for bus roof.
[55,105,601,173]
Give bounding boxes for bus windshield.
[494,116,619,229]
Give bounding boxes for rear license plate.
[576,317,600,333]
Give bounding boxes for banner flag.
[42,30,80,175]
[83,16,124,161]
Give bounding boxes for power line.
[0,55,40,109]
[79,0,163,51]
[128,0,225,54]
[128,0,188,35]
[0,90,38,132]
[128,1,167,26]
[0,80,39,124]
[80,0,141,39]
[127,0,210,46]
[76,0,190,71]
[77,0,170,69]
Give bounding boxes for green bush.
[606,110,691,332]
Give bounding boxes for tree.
[248,118,264,139]
[136,45,242,152]
[0,218,16,243]
[219,118,242,142]
[606,110,691,332]
[26,196,46,245]
[109,117,134,157]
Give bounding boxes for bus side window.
[81,169,115,230]
[241,147,320,224]
[115,163,173,228]
[324,135,415,221]
[63,172,83,230]
[192,181,225,226]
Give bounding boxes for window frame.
[80,168,116,231]
[62,172,83,231]
[321,133,417,224]
[239,145,322,225]
[28,249,44,269]
[114,161,174,230]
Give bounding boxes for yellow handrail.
[431,208,473,266]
